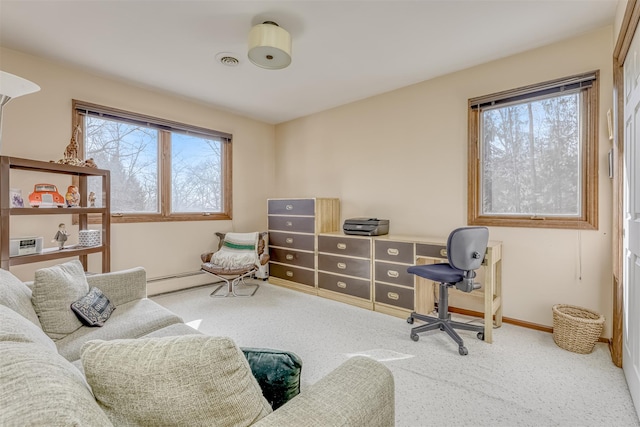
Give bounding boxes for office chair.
[201,232,269,297]
[406,227,489,355]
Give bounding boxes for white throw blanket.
[210,232,260,269]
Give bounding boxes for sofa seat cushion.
[0,305,57,352]
[31,260,90,340]
[81,335,272,427]
[140,322,202,338]
[0,341,113,426]
[0,268,42,328]
[56,298,183,362]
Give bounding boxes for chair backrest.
[446,227,489,272]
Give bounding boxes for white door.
[623,26,640,418]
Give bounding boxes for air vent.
[216,52,240,67]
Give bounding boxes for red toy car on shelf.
[28,184,65,208]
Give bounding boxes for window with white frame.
[467,71,599,229]
[73,100,232,223]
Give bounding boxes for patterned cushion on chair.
[210,232,260,269]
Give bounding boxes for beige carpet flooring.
[152,281,639,427]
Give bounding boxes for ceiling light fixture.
[0,71,40,152]
[248,21,291,70]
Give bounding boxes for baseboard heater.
[146,270,205,283]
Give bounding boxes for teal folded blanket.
[241,347,302,410]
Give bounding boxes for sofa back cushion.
[0,341,113,426]
[82,335,273,427]
[0,289,108,426]
[31,260,89,340]
[0,268,42,328]
[0,304,56,352]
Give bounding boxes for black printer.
[343,218,389,236]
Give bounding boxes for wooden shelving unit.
[0,156,110,272]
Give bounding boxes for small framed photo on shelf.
[10,188,24,208]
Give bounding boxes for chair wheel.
[439,325,445,331]
[459,346,468,356]
[410,333,419,342]
[407,316,414,324]
[477,332,484,341]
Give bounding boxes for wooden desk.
[373,235,503,343]
[271,227,503,344]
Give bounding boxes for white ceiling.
[0,0,618,124]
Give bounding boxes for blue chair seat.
[407,264,463,284]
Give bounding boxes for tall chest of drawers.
[267,198,340,294]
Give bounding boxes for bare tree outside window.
[171,132,223,213]
[85,116,158,213]
[468,71,598,230]
[73,100,232,223]
[481,94,581,217]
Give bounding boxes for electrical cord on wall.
[577,230,583,281]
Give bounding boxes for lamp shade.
[0,71,40,152]
[248,21,291,70]
[0,71,40,102]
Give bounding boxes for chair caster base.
[459,346,468,356]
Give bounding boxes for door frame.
[613,0,640,368]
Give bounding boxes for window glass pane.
[171,132,223,213]
[85,116,159,213]
[480,92,581,217]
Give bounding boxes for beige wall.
[275,26,615,335]
[0,25,617,334]
[0,47,276,294]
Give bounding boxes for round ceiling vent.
[216,52,240,67]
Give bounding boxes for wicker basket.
[552,304,604,354]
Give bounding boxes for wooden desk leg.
[494,258,503,328]
[414,258,435,316]
[415,276,435,315]
[484,259,495,344]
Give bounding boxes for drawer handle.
[387,292,400,300]
[285,237,294,244]
[286,204,293,210]
[337,243,347,250]
[285,271,294,277]
[285,254,294,260]
[387,248,399,256]
[440,249,447,257]
[285,221,293,227]
[337,262,347,269]
[337,281,347,289]
[387,270,399,278]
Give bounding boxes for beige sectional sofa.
[0,261,395,426]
